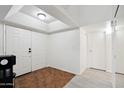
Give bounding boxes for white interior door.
[32,32,46,71]
[0,23,3,55]
[6,26,32,76]
[114,30,124,74]
[88,32,106,70]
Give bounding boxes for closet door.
[32,32,46,71]
[6,26,32,76]
[88,32,106,70]
[0,23,3,55]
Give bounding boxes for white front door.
[32,32,46,71]
[6,26,32,76]
[114,30,124,74]
[88,32,106,70]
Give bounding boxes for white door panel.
[32,32,46,71]
[115,30,124,74]
[6,26,32,76]
[88,32,106,70]
[87,33,93,68]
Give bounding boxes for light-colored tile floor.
[116,73,124,88]
[64,68,113,88]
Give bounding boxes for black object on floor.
[0,55,16,88]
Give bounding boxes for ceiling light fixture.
[37,13,46,20]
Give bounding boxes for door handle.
[28,48,32,53]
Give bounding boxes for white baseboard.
[78,67,87,75]
[48,65,79,75]
[106,69,112,73]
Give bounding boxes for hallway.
[65,69,113,88]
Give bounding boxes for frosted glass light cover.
[37,13,46,20]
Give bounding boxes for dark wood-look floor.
[15,67,75,88]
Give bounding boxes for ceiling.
[0,5,12,20]
[36,5,117,26]
[0,5,123,34]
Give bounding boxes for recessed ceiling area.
[2,5,72,33]
[20,5,57,24]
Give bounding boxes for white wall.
[47,29,80,74]
[0,23,3,55]
[106,34,113,72]
[80,28,88,74]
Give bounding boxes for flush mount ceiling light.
[37,13,46,20]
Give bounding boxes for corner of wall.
[79,27,88,75]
